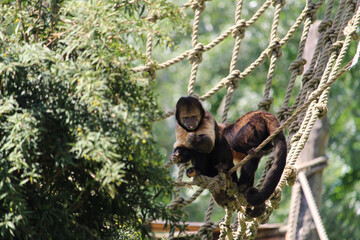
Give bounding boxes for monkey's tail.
[246,132,287,206]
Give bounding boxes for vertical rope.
[188,0,206,95]
[219,207,234,240]
[298,172,329,240]
[286,182,302,240]
[279,14,313,121]
[222,0,245,123]
[259,0,285,111]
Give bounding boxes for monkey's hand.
[170,151,181,163]
[186,133,214,153]
[170,147,192,164]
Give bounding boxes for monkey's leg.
[237,157,260,192]
[230,123,263,153]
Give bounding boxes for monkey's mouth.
[188,125,196,130]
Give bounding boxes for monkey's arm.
[170,146,193,163]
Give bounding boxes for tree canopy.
[0,0,188,239]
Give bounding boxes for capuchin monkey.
[170,96,235,180]
[170,96,237,208]
[171,96,287,217]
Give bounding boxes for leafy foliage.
[0,0,188,239]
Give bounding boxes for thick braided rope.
[286,182,302,240]
[221,0,244,122]
[229,13,359,175]
[258,0,285,111]
[196,197,216,239]
[187,0,205,96]
[297,171,329,240]
[218,207,234,240]
[286,2,360,171]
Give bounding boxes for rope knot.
[272,0,286,7]
[267,38,282,58]
[270,187,282,209]
[228,70,241,89]
[344,25,357,39]
[302,71,314,84]
[258,97,274,111]
[324,27,337,44]
[318,20,332,33]
[191,0,206,12]
[289,58,307,76]
[331,40,344,53]
[277,106,292,122]
[285,165,298,186]
[232,20,247,39]
[145,60,158,80]
[167,197,186,209]
[188,43,204,64]
[306,2,319,22]
[316,103,328,119]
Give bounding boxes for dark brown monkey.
[170,96,235,182]
[222,111,287,216]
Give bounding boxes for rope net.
[132,0,360,239]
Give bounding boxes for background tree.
[0,0,188,239]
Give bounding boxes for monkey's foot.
[186,167,199,178]
[245,203,266,218]
[245,187,266,206]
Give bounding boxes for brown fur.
[171,96,237,207]
[222,111,287,217]
[171,97,286,217]
[174,110,215,150]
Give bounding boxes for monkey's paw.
[245,187,266,206]
[186,167,199,178]
[186,132,197,146]
[245,203,266,218]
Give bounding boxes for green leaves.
[0,0,187,239]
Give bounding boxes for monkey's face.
[180,112,202,131]
[176,96,205,132]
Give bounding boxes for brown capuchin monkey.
[170,96,235,181]
[171,96,287,217]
